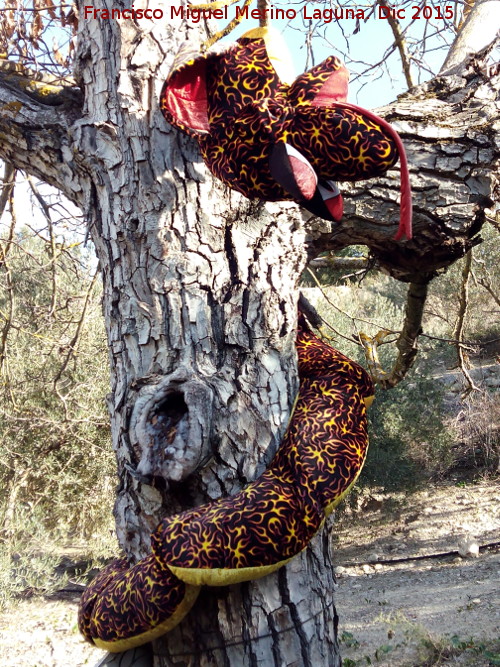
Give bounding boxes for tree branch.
[359,281,428,388]
[441,0,500,74]
[0,207,16,377]
[0,63,84,204]
[457,0,477,30]
[306,49,500,283]
[474,272,500,309]
[0,161,16,218]
[453,251,481,395]
[376,0,414,89]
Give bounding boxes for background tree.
[0,1,498,665]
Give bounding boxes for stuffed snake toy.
[78,29,412,652]
[160,27,412,240]
[78,314,374,651]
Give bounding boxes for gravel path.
[333,483,500,666]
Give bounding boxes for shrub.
[0,226,116,606]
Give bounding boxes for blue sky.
[44,1,456,107]
[214,1,455,106]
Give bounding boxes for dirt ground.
[0,482,498,667]
[333,482,500,666]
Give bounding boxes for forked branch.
[453,251,482,395]
[359,281,428,388]
[376,0,414,88]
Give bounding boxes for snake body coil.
[79,315,374,651]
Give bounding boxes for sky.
[212,0,456,106]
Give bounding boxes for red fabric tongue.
[325,193,343,222]
[340,102,412,240]
[288,155,317,200]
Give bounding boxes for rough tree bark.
[0,1,498,665]
[307,46,500,283]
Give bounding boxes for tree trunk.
[70,4,340,665]
[441,0,500,73]
[0,1,498,665]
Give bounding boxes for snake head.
[160,32,412,240]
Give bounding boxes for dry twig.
[453,251,482,395]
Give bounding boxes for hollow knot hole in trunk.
[129,370,214,484]
[151,392,189,452]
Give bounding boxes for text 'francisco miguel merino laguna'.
[83,3,452,21]
[83,5,371,22]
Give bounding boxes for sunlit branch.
[441,0,500,73]
[201,0,253,49]
[358,282,429,388]
[453,251,482,395]
[376,0,414,89]
[308,255,371,271]
[458,0,477,29]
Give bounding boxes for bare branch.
[358,329,393,384]
[257,0,268,27]
[0,201,16,377]
[0,161,16,218]
[453,251,482,395]
[26,174,59,315]
[200,0,253,49]
[305,266,397,341]
[376,0,414,89]
[474,273,500,309]
[440,0,500,74]
[471,245,500,308]
[359,281,428,388]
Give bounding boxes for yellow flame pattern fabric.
[78,315,374,651]
[160,34,412,239]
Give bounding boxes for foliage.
[366,373,453,488]
[0,192,115,605]
[427,224,500,362]
[303,231,500,490]
[0,506,69,610]
[338,612,500,666]
[451,390,500,476]
[396,614,500,667]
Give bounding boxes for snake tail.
[78,316,374,649]
[78,555,200,652]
